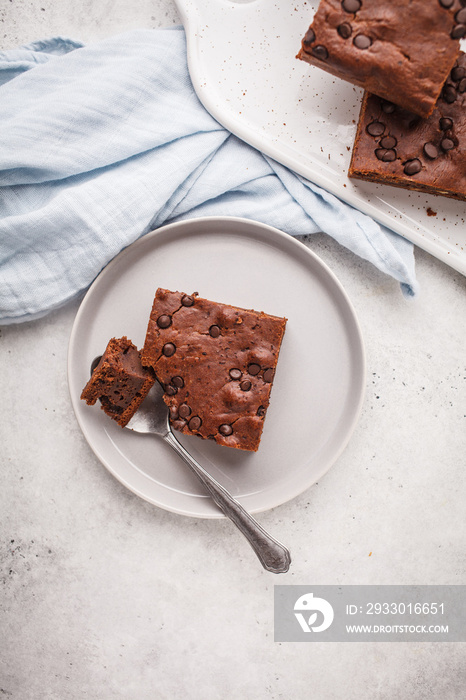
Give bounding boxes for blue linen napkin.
[0,28,417,324]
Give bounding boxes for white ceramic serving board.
[175,0,466,275]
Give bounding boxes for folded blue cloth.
[0,28,417,324]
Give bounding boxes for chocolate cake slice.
[348,52,466,201]
[81,336,156,427]
[297,0,463,118]
[141,289,287,452]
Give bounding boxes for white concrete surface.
[1,2,465,699]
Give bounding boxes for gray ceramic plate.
[68,217,365,518]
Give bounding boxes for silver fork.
[124,379,291,574]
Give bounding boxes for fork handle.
[163,431,291,574]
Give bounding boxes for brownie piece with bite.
[141,289,287,452]
[81,336,156,427]
[297,0,464,118]
[348,53,466,201]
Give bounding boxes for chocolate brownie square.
[348,53,466,201]
[141,289,287,452]
[297,0,464,118]
[81,336,156,427]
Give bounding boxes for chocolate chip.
[178,403,191,419]
[219,424,233,436]
[311,45,328,60]
[162,343,176,357]
[381,101,396,114]
[439,0,454,7]
[157,314,172,328]
[366,121,385,137]
[458,78,466,93]
[188,416,202,431]
[380,135,397,149]
[342,0,361,12]
[423,142,439,159]
[451,65,466,82]
[229,368,242,380]
[257,406,266,417]
[172,376,184,388]
[263,368,275,383]
[451,24,466,39]
[165,384,177,396]
[303,28,315,46]
[439,117,453,130]
[337,23,352,39]
[443,85,458,103]
[240,380,252,392]
[403,159,422,176]
[248,363,261,376]
[209,325,221,338]
[456,8,466,22]
[353,34,372,50]
[441,137,455,151]
[181,294,194,306]
[375,148,396,162]
[169,406,179,421]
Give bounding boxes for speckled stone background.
[1,2,465,699]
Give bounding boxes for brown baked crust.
[141,289,287,452]
[347,52,466,201]
[297,0,463,118]
[81,336,156,427]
